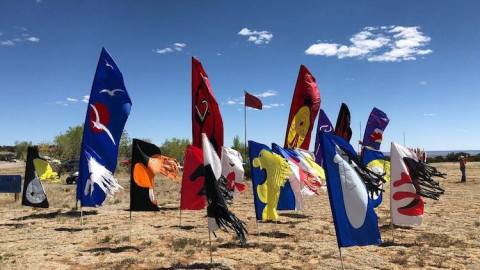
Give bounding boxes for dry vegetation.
[1,161,479,269]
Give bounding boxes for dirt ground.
[0,161,479,270]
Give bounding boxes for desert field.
[0,161,479,270]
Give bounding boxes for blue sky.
[0,0,479,151]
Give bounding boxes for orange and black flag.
[192,57,224,156]
[284,65,321,150]
[130,139,164,211]
[334,103,353,142]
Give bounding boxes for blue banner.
[321,132,381,247]
[77,48,132,207]
[0,175,22,193]
[362,107,389,150]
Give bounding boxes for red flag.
[244,91,262,110]
[192,57,224,156]
[335,103,352,142]
[284,65,321,150]
[180,145,207,210]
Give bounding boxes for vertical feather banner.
[192,57,224,156]
[334,103,352,142]
[314,109,334,166]
[284,65,320,150]
[76,48,132,207]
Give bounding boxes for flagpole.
[358,121,362,153]
[208,230,213,264]
[244,91,247,161]
[338,247,346,270]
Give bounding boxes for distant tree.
[160,138,190,163]
[14,141,33,160]
[53,125,83,161]
[231,135,250,179]
[118,130,132,160]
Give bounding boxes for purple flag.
[362,108,389,150]
[314,109,334,166]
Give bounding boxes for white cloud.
[26,36,40,42]
[0,40,15,46]
[66,97,78,102]
[227,100,236,105]
[263,103,284,109]
[423,113,436,117]
[238,27,273,45]
[419,81,427,86]
[82,95,89,103]
[154,42,187,54]
[255,90,277,98]
[0,27,40,47]
[305,26,432,62]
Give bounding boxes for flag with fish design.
[76,48,132,207]
[249,141,290,221]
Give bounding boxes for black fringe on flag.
[205,165,247,245]
[217,176,233,204]
[341,149,386,197]
[403,157,446,200]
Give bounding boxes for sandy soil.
[0,162,479,270]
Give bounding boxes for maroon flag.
[335,103,352,142]
[191,57,224,156]
[244,91,262,110]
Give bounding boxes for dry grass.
[0,161,480,269]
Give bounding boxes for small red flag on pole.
[244,91,262,110]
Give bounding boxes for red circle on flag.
[89,102,110,133]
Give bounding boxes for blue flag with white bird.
[76,48,132,207]
[321,132,381,247]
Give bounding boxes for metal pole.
[208,231,213,264]
[339,247,345,270]
[403,132,406,146]
[358,121,362,153]
[244,91,247,161]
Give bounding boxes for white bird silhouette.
[99,89,125,96]
[90,104,116,145]
[105,60,114,70]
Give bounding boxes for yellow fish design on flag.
[253,150,290,221]
[33,158,60,183]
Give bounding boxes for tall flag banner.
[22,146,49,208]
[244,91,262,110]
[221,147,246,197]
[203,134,247,244]
[314,109,334,166]
[192,57,224,156]
[284,65,320,150]
[77,48,132,207]
[390,143,445,226]
[334,103,352,142]
[180,145,207,210]
[361,107,390,208]
[321,133,381,247]
[249,141,290,221]
[130,139,163,211]
[362,107,390,150]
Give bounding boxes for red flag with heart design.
[192,57,224,156]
